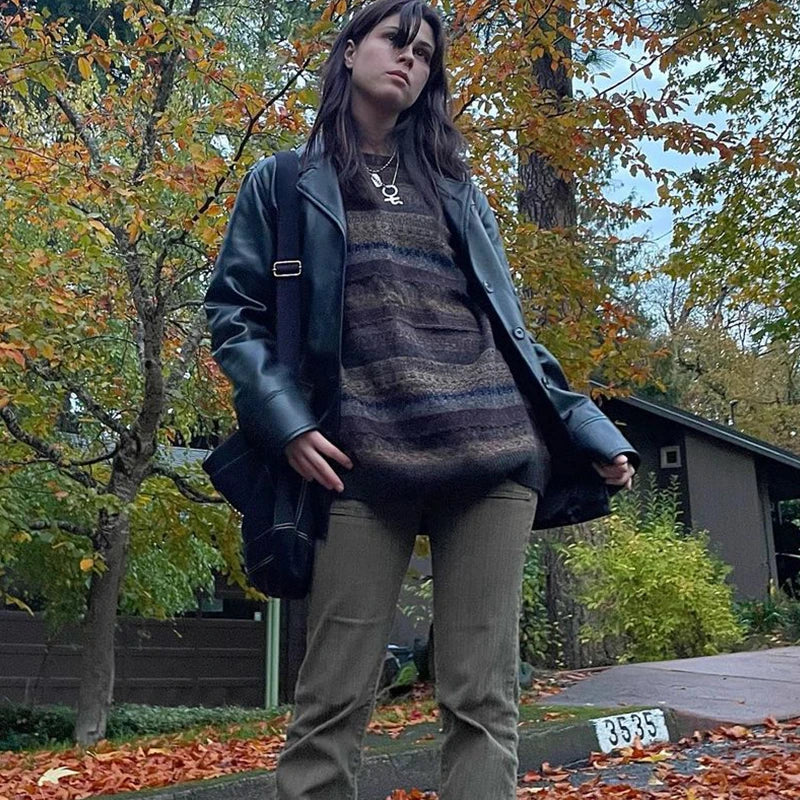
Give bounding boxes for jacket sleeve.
[204,158,317,458]
[473,189,640,471]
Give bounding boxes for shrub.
[565,477,744,662]
[736,583,800,643]
[519,539,551,666]
[0,702,287,752]
[0,704,74,751]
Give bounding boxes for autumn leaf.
[77,56,92,80]
[721,725,751,739]
[37,766,80,785]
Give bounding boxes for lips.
[387,70,410,85]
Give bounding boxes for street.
[517,719,800,798]
[388,718,800,799]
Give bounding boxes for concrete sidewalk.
[93,647,800,800]
[547,646,800,727]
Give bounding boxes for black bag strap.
[273,150,302,373]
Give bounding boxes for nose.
[396,45,414,68]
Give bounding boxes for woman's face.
[343,12,436,117]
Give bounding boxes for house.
[596,390,800,599]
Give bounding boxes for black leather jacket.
[204,146,639,529]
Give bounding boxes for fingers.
[312,431,354,470]
[285,431,352,492]
[593,457,636,489]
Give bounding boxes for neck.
[350,95,397,155]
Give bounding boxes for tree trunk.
[517,31,576,230]
[518,13,620,668]
[538,524,624,669]
[74,508,133,745]
[74,426,157,745]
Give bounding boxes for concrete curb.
[89,707,721,800]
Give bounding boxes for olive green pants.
[275,479,538,800]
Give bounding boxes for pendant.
[381,185,403,205]
[370,173,383,188]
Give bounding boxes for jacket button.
[483,280,493,293]
[542,376,550,388]
[513,327,525,339]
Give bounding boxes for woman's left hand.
[593,454,635,490]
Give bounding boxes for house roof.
[597,388,800,474]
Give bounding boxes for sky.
[583,48,726,251]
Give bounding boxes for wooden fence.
[0,610,265,708]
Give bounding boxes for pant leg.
[276,496,419,800]
[425,479,537,800]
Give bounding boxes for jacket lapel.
[437,175,472,252]
[296,146,347,237]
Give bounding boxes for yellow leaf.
[77,56,92,81]
[4,594,33,614]
[80,557,94,572]
[641,749,674,762]
[127,219,140,244]
[38,767,80,786]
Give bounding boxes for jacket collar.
[295,142,474,240]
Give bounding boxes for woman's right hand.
[285,431,353,492]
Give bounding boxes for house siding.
[684,433,774,599]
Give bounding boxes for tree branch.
[132,0,203,183]
[156,53,314,278]
[28,519,94,536]
[0,406,103,491]
[53,91,102,169]
[164,307,207,400]
[167,299,205,313]
[148,463,224,504]
[28,362,130,438]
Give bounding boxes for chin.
[356,84,415,114]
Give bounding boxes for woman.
[205,1,637,797]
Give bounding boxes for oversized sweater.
[334,153,551,503]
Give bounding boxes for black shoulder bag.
[202,150,316,599]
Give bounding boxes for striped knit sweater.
[335,153,550,503]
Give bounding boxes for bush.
[565,477,744,662]
[0,702,287,752]
[519,539,551,666]
[0,704,74,751]
[736,584,800,643]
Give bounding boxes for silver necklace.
[366,149,396,172]
[366,151,403,206]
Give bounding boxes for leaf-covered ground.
[390,718,800,800]
[13,674,797,800]
[0,674,577,799]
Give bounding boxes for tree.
[0,0,331,743]
[638,274,800,453]
[438,0,781,665]
[664,0,800,345]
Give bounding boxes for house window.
[660,445,682,468]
